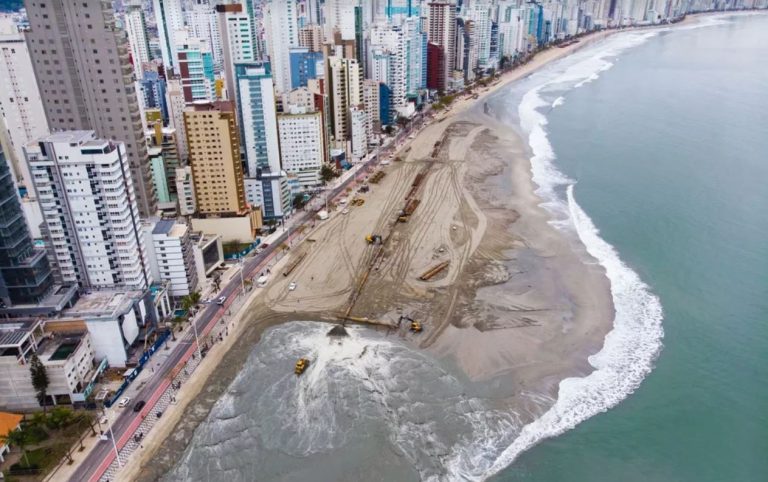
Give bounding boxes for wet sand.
[124,29,618,482]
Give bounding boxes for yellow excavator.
[295,358,310,375]
[365,234,383,244]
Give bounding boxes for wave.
[479,29,666,478]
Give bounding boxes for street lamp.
[104,407,122,467]
[191,315,202,361]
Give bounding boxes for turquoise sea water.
[496,14,768,482]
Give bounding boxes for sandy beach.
[122,28,620,482]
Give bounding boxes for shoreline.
[119,14,719,480]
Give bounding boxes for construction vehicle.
[370,171,386,184]
[295,358,310,375]
[365,234,383,245]
[398,315,422,333]
[351,198,365,206]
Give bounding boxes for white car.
[288,282,297,291]
[117,397,131,408]
[341,208,350,215]
[216,296,226,305]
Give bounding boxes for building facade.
[184,102,247,216]
[25,0,157,218]
[26,131,152,291]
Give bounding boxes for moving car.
[117,397,130,408]
[132,400,146,412]
[216,296,226,305]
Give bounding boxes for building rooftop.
[64,290,141,319]
[0,412,23,438]
[152,219,175,235]
[40,130,95,144]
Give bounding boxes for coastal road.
[70,116,428,482]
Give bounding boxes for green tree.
[320,164,337,184]
[1,428,31,467]
[46,407,73,430]
[292,195,307,210]
[29,354,49,412]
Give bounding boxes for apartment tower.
[24,0,157,217]
[26,131,152,291]
[183,102,246,216]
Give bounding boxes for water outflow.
[167,322,553,482]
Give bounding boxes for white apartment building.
[0,320,97,410]
[363,80,381,144]
[465,1,495,71]
[26,131,152,291]
[125,4,151,80]
[165,78,189,161]
[145,220,198,298]
[153,0,185,73]
[216,4,256,106]
[263,0,299,93]
[186,1,223,68]
[277,110,325,190]
[368,22,407,110]
[350,106,368,161]
[327,56,363,145]
[175,166,196,215]
[0,16,49,190]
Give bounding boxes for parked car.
[117,397,131,408]
[132,400,146,412]
[288,282,297,291]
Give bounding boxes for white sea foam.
[551,96,565,108]
[476,28,667,480]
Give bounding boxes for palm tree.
[1,428,30,467]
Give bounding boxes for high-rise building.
[298,23,323,52]
[26,131,152,291]
[25,0,157,218]
[145,122,181,199]
[263,0,299,93]
[0,144,54,309]
[0,16,49,191]
[324,0,356,41]
[153,0,186,73]
[186,0,223,68]
[125,2,152,80]
[466,1,494,71]
[165,78,189,161]
[289,47,323,89]
[216,4,256,106]
[145,219,198,298]
[277,109,325,190]
[183,102,246,216]
[175,31,216,103]
[139,71,169,122]
[426,1,457,91]
[363,79,381,144]
[235,62,281,178]
[327,56,363,146]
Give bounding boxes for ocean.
[493,13,768,482]
[164,14,768,482]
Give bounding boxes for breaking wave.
[478,29,667,479]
